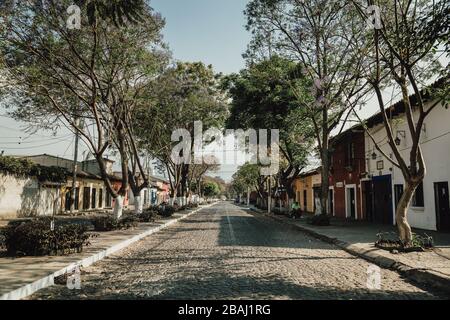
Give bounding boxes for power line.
[0,140,74,150]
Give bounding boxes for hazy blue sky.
[152,0,251,74]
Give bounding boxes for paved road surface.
[30,202,447,300]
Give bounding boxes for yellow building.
[292,169,321,214]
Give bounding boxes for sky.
[151,0,251,75]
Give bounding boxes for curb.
[249,207,450,295]
[1,203,217,300]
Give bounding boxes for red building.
[329,126,366,220]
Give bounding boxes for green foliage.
[136,62,228,162]
[231,163,261,194]
[0,156,35,177]
[157,205,176,217]
[137,209,157,223]
[2,218,92,257]
[376,232,434,250]
[0,156,68,183]
[75,0,147,27]
[224,56,313,195]
[203,181,220,197]
[90,215,138,231]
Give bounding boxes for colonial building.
[329,126,366,220]
[293,168,321,214]
[363,79,449,231]
[23,154,119,213]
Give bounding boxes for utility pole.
[70,117,80,214]
[268,177,272,214]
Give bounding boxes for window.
[412,182,424,207]
[98,189,103,208]
[345,142,355,166]
[91,188,97,209]
[83,187,91,210]
[303,190,307,209]
[74,188,80,210]
[106,191,112,208]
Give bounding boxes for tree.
[188,155,220,200]
[135,62,228,204]
[202,181,220,198]
[245,0,370,215]
[232,163,263,205]
[350,0,449,244]
[0,0,165,218]
[224,55,314,206]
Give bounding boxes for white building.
[363,82,450,231]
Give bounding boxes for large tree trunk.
[113,195,124,220]
[396,181,417,244]
[134,195,143,214]
[320,139,330,215]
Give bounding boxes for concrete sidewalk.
[248,206,450,294]
[0,203,216,300]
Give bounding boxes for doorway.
[303,190,307,211]
[346,185,356,219]
[435,182,450,232]
[329,188,334,216]
[372,175,393,225]
[362,181,373,221]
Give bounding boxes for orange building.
[292,169,321,214]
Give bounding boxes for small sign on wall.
[377,160,384,170]
[336,182,344,188]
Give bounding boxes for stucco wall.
[0,174,60,219]
[365,101,450,231]
[293,173,321,213]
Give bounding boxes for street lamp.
[371,152,377,160]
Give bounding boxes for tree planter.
[374,241,427,253]
[375,232,433,253]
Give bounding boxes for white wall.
[0,174,60,219]
[365,101,450,231]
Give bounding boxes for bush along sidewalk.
[90,215,139,232]
[1,217,93,257]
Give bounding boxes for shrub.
[1,218,92,257]
[0,156,68,183]
[120,216,139,229]
[187,203,199,209]
[158,205,176,217]
[308,214,331,226]
[91,215,138,231]
[375,232,433,252]
[137,210,157,223]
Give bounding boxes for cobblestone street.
[30,202,448,300]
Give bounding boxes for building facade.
[364,98,450,231]
[329,127,366,220]
[293,169,321,214]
